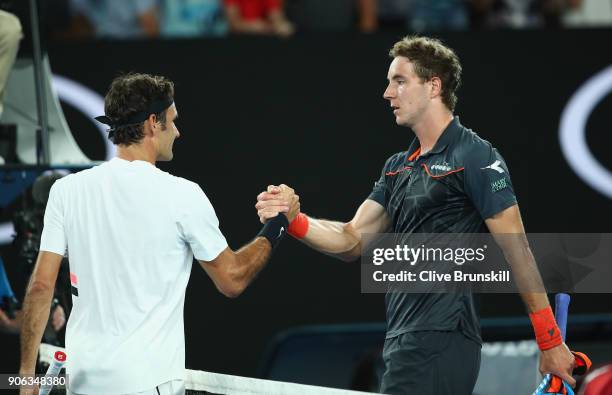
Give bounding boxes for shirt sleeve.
[463,143,517,219]
[368,155,395,208]
[39,183,67,256]
[178,182,228,262]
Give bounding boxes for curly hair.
[389,36,462,112]
[103,73,175,145]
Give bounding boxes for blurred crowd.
[8,0,612,40]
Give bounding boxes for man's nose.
[383,85,394,100]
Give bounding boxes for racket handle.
[39,351,66,395]
[555,293,571,342]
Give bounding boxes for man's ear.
[430,76,442,99]
[144,114,157,136]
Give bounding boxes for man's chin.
[395,116,411,128]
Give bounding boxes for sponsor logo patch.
[491,177,509,193]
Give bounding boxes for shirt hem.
[68,372,184,395]
[386,325,482,345]
[481,198,518,220]
[39,246,65,256]
[367,195,386,208]
[194,241,228,262]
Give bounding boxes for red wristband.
[529,306,563,351]
[288,213,309,239]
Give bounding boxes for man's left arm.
[19,251,63,376]
[21,181,67,380]
[486,205,575,387]
[463,142,575,386]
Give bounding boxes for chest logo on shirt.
[481,160,505,174]
[422,162,464,179]
[429,162,452,172]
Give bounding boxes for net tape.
[39,344,380,395]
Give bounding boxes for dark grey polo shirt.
[369,116,517,342]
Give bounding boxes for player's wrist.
[529,306,563,351]
[19,365,35,376]
[257,214,289,248]
[288,212,309,239]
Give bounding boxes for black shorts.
[380,330,481,395]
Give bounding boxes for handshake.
[255,184,300,224]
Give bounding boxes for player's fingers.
[279,184,294,194]
[258,207,289,217]
[259,208,289,217]
[267,185,281,193]
[255,200,289,210]
[258,211,269,224]
[257,191,272,201]
[255,198,287,208]
[257,209,288,224]
[547,369,575,388]
[259,213,279,224]
[257,192,282,201]
[564,354,577,387]
[259,210,281,224]
[562,373,576,388]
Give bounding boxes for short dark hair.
[103,73,174,145]
[389,36,462,112]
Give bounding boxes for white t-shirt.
[39,158,228,394]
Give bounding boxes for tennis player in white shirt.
[19,73,299,395]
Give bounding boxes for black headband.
[95,98,173,129]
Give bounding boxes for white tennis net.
[39,344,381,395]
[184,369,380,395]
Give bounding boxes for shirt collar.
[406,116,462,163]
[111,157,156,169]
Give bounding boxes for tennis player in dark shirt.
[256,36,575,395]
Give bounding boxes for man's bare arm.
[486,204,575,386]
[199,238,271,298]
[201,186,300,298]
[300,200,390,261]
[485,204,548,310]
[19,251,63,375]
[257,192,391,261]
